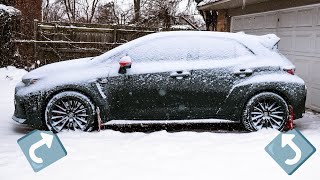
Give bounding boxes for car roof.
[144,31,279,50]
[93,31,280,63]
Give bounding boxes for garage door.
[231,4,320,112]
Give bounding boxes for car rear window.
[198,38,253,60]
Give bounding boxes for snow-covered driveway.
[0,67,319,180]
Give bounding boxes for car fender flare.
[218,83,291,121]
[43,84,109,123]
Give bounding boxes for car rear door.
[188,38,254,118]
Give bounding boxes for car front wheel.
[45,91,96,133]
[242,92,289,132]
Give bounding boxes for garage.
[198,0,320,112]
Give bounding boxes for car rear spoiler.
[258,34,280,50]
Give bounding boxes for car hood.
[22,57,94,80]
[18,57,115,96]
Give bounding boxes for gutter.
[197,0,227,10]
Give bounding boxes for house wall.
[200,9,231,31]
[217,9,231,32]
[201,0,320,32]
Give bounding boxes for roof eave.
[197,0,231,11]
[197,0,271,11]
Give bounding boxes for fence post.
[113,26,117,43]
[33,19,39,65]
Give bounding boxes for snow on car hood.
[22,57,94,80]
[18,57,113,96]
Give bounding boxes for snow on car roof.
[93,31,280,63]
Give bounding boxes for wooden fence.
[13,21,161,68]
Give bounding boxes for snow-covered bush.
[0,4,20,68]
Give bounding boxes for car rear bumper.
[291,84,307,120]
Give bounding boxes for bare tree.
[139,0,183,29]
[60,0,77,22]
[133,0,140,22]
[43,0,101,23]
[43,0,65,22]
[42,0,203,28]
[95,1,119,24]
[83,0,100,23]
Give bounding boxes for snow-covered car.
[13,31,306,132]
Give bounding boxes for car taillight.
[284,68,295,75]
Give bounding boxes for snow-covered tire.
[45,91,96,133]
[242,92,289,132]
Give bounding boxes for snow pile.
[0,66,319,180]
[0,66,27,82]
[171,24,194,30]
[0,4,20,16]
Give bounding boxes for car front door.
[106,37,194,120]
[124,67,191,120]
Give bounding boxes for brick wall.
[9,0,42,39]
[217,10,230,32]
[200,9,231,32]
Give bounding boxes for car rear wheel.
[242,92,289,132]
[45,91,96,133]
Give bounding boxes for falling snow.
[0,66,319,180]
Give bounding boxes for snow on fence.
[11,20,161,69]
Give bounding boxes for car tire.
[45,91,96,133]
[242,92,289,132]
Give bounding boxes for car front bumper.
[12,82,45,128]
[12,115,27,124]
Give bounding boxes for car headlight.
[22,78,39,86]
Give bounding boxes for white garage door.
[231,4,320,112]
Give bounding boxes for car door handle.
[170,71,191,79]
[233,69,253,76]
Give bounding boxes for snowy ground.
[0,66,319,180]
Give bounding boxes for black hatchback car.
[13,31,306,132]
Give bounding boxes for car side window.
[126,37,195,63]
[198,38,252,61]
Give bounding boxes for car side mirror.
[118,56,132,74]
